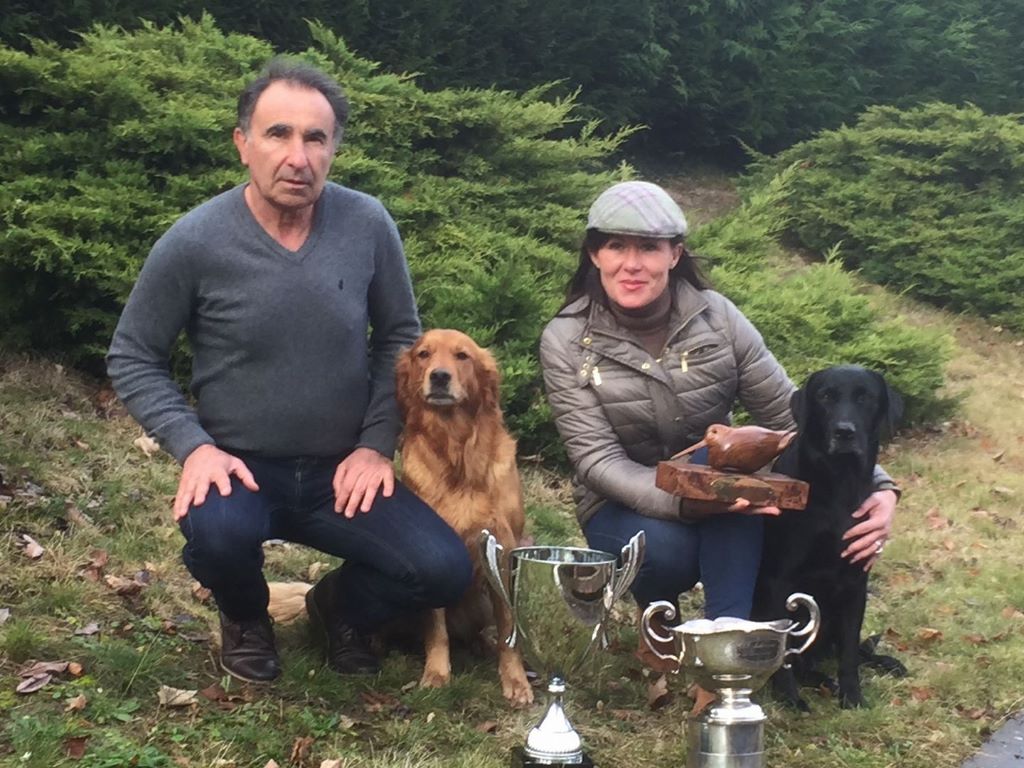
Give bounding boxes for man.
[107,58,472,683]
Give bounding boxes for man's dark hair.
[237,57,350,147]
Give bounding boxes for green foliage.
[4,1,1023,154]
[695,169,951,424]
[0,19,952,460]
[0,18,628,456]
[744,102,1024,331]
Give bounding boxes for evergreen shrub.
[0,18,628,456]
[0,19,949,459]
[744,103,1024,331]
[694,170,951,426]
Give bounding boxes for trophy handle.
[611,530,646,604]
[479,530,517,647]
[782,591,820,663]
[640,601,681,662]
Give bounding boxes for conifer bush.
[0,19,949,459]
[694,171,950,426]
[744,103,1024,331]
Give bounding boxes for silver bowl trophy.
[482,530,646,767]
[642,593,820,768]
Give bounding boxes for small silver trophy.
[481,530,645,767]
[642,593,820,768]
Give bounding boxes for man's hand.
[333,447,395,518]
[841,489,898,571]
[173,444,259,522]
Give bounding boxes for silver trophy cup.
[642,593,820,768]
[482,530,645,767]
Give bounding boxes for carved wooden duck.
[673,424,797,474]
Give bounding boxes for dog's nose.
[833,421,857,440]
[429,369,451,388]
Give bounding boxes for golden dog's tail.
[267,581,312,625]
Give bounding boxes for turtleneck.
[608,287,673,357]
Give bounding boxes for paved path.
[962,712,1024,768]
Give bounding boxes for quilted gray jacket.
[539,280,896,525]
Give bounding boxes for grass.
[3,191,1024,767]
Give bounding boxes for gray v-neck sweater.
[107,182,421,463]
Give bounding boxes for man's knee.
[179,483,266,567]
[420,542,473,608]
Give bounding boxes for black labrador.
[752,365,906,709]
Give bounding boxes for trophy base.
[687,716,764,768]
[512,747,595,767]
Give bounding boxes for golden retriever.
[395,329,533,706]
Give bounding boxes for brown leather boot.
[219,611,281,683]
[306,574,380,675]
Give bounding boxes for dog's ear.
[874,371,904,442]
[474,345,502,412]
[790,382,809,428]
[394,342,416,418]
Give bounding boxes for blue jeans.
[178,452,472,630]
[582,445,764,620]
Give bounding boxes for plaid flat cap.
[586,181,689,238]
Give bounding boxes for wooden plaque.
[656,459,809,510]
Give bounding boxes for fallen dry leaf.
[64,735,89,760]
[608,708,642,721]
[924,507,950,530]
[74,622,101,637]
[957,706,988,720]
[80,550,109,582]
[0,608,10,626]
[360,690,401,713]
[290,736,314,765]
[910,687,935,702]
[16,673,52,694]
[21,534,45,560]
[19,660,71,676]
[942,540,956,552]
[68,662,83,677]
[917,628,943,643]
[104,574,145,596]
[133,435,161,457]
[158,685,198,707]
[65,694,88,712]
[647,673,672,710]
[963,633,987,646]
[65,503,94,528]
[474,720,498,734]
[192,583,213,603]
[199,683,228,702]
[1000,606,1024,620]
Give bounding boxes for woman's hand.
[841,489,898,571]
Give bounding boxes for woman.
[539,181,898,648]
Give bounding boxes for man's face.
[233,81,337,213]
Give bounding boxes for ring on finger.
[874,540,885,554]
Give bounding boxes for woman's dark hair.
[237,57,350,148]
[559,230,711,310]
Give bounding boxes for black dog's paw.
[839,689,867,709]
[867,653,908,678]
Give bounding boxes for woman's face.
[590,234,682,309]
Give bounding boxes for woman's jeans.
[583,473,764,620]
[178,452,472,629]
